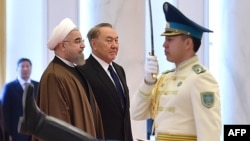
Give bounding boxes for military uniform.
[132,56,221,141]
[131,2,221,141]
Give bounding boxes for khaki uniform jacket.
[33,57,104,140]
[131,56,221,141]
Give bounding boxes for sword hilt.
[149,52,158,80]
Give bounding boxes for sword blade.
[148,0,154,56]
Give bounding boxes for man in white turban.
[32,18,104,141]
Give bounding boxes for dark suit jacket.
[1,79,38,141]
[80,55,133,141]
[0,100,8,141]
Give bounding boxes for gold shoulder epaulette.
[192,64,206,74]
[162,69,175,74]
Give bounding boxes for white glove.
[144,55,159,84]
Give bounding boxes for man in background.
[1,58,39,141]
[0,99,8,141]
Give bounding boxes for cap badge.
[165,22,170,28]
[164,3,169,11]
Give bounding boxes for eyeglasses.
[63,38,84,44]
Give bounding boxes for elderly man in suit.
[80,23,133,141]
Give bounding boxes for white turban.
[47,18,77,50]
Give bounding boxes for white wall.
[5,0,79,82]
[6,0,47,82]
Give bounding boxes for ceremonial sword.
[148,0,157,79]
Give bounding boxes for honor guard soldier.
[131,2,221,141]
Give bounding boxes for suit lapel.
[14,79,24,93]
[88,55,117,91]
[88,56,125,112]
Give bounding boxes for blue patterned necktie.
[108,65,125,108]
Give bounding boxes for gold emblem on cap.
[164,3,169,11]
[166,21,170,28]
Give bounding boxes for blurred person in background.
[1,58,39,141]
